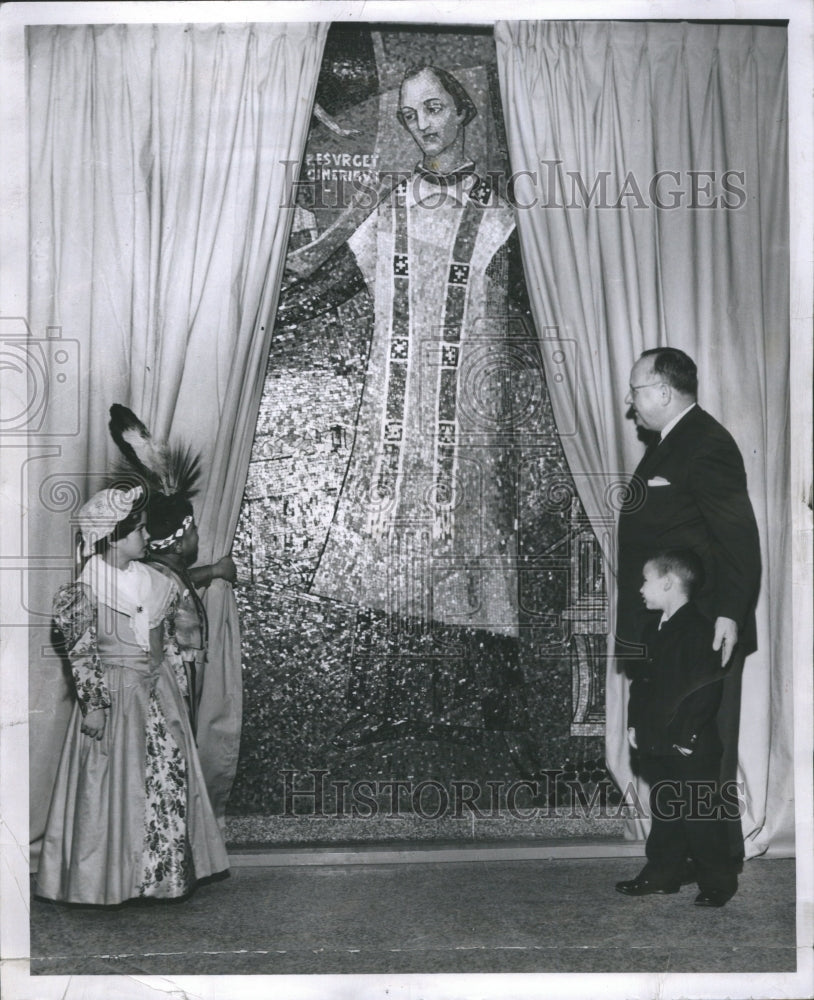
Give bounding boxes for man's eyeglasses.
[628,381,663,396]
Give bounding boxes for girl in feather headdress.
[36,484,229,905]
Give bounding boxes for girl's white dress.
[37,557,228,905]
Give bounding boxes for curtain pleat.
[495,20,792,854]
[28,21,327,847]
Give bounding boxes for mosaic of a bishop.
[278,65,527,736]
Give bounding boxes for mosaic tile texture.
[228,26,610,833]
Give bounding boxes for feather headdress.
[108,404,201,502]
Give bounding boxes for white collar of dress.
[79,555,176,650]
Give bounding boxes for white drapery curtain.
[495,21,792,855]
[28,21,327,846]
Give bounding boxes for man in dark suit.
[616,347,761,867]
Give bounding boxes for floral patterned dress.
[36,564,228,905]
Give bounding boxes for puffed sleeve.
[52,583,111,716]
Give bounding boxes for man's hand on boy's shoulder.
[712,615,738,667]
[686,615,727,676]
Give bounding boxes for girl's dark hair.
[146,493,194,544]
[93,509,143,556]
[397,65,477,129]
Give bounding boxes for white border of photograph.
[1,2,811,999]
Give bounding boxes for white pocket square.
[647,476,671,486]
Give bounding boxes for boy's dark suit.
[616,404,761,859]
[628,603,737,894]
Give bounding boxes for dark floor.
[29,856,796,976]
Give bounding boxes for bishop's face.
[399,69,465,165]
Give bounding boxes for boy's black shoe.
[694,888,735,907]
[615,876,680,896]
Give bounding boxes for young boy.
[616,548,738,907]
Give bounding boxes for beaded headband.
[148,513,194,551]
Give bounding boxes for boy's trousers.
[640,753,738,894]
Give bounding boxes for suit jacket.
[616,405,761,659]
[627,602,724,758]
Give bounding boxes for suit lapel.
[632,405,704,480]
[633,437,663,480]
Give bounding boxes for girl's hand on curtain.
[212,555,237,584]
[189,555,237,589]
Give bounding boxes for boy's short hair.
[646,548,705,598]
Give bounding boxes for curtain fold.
[495,20,792,854]
[28,21,327,846]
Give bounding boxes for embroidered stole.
[372,177,491,542]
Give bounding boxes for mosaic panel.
[229,25,610,834]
